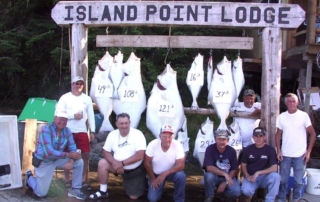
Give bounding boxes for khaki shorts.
[121,163,147,196]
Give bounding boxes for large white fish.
[208,56,237,130]
[186,53,204,109]
[146,64,185,138]
[113,52,146,128]
[227,119,242,159]
[207,55,213,93]
[232,56,245,107]
[90,51,114,132]
[176,116,189,156]
[193,117,215,168]
[109,50,125,99]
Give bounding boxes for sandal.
[64,181,71,189]
[89,190,109,199]
[82,181,92,191]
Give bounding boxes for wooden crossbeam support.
[184,107,260,119]
[96,35,254,50]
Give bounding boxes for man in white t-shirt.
[232,89,261,149]
[144,124,186,202]
[276,93,316,202]
[89,113,147,200]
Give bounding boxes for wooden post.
[22,119,37,173]
[298,69,307,89]
[306,0,317,44]
[261,28,282,147]
[305,60,313,114]
[70,23,88,94]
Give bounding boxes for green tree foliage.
[0,0,243,112]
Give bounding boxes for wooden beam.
[305,60,313,114]
[261,27,281,147]
[306,0,317,44]
[243,58,262,63]
[183,108,259,119]
[96,35,254,50]
[22,119,37,173]
[292,30,306,38]
[283,45,308,59]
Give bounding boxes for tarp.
[18,98,57,123]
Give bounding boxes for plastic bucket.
[306,168,320,195]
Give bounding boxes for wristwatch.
[225,180,229,185]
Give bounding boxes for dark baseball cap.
[244,89,256,96]
[253,127,266,136]
[215,130,230,139]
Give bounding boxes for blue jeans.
[241,172,280,202]
[278,156,305,201]
[147,171,186,202]
[204,172,241,198]
[27,158,84,197]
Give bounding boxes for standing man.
[203,130,241,202]
[241,127,280,202]
[144,124,186,202]
[232,89,261,149]
[89,113,146,200]
[276,93,316,202]
[25,110,86,200]
[56,76,95,190]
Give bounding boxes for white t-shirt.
[276,110,312,157]
[232,102,261,147]
[103,128,146,169]
[146,138,185,175]
[56,92,95,133]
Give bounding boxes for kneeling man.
[144,124,186,202]
[241,127,280,202]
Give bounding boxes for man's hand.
[67,152,82,160]
[250,107,260,116]
[90,133,95,142]
[277,151,283,161]
[155,173,166,187]
[151,178,159,189]
[217,181,227,193]
[303,151,311,164]
[224,174,234,186]
[64,160,74,171]
[247,172,259,183]
[112,160,123,171]
[74,112,83,120]
[116,167,124,175]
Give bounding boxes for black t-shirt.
[202,143,238,174]
[241,144,278,175]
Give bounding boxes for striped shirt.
[34,123,77,162]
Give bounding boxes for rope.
[59,27,63,86]
[164,27,172,64]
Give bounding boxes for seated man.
[241,127,280,202]
[144,124,186,202]
[203,130,241,202]
[89,112,147,200]
[25,110,85,200]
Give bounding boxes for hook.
[164,48,171,65]
[209,49,213,56]
[238,50,240,57]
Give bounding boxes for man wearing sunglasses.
[89,113,147,200]
[56,76,96,190]
[203,130,241,202]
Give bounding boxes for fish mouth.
[98,64,105,71]
[124,73,128,76]
[157,79,166,90]
[200,126,205,135]
[217,69,223,75]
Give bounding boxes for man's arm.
[304,125,316,163]
[122,150,145,166]
[161,158,185,178]
[275,128,283,161]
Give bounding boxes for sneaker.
[68,188,86,200]
[25,170,33,190]
[204,197,213,202]
[89,190,109,199]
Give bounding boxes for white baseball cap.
[161,124,174,134]
[72,76,84,83]
[55,109,68,119]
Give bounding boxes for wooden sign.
[52,1,305,28]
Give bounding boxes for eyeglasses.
[118,140,128,148]
[74,82,84,86]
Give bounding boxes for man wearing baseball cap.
[144,124,186,202]
[241,127,280,202]
[203,130,241,202]
[56,76,96,190]
[25,110,85,200]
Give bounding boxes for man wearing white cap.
[25,110,86,200]
[144,124,186,202]
[56,76,95,190]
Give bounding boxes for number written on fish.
[187,71,204,86]
[157,101,176,117]
[121,87,138,102]
[198,139,214,152]
[95,81,113,97]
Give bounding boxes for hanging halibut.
[176,116,189,157]
[232,56,245,107]
[186,53,204,109]
[146,64,185,138]
[208,56,237,130]
[227,119,242,159]
[113,52,146,128]
[109,50,125,99]
[90,51,114,132]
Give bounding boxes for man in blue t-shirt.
[202,130,241,202]
[241,127,280,202]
